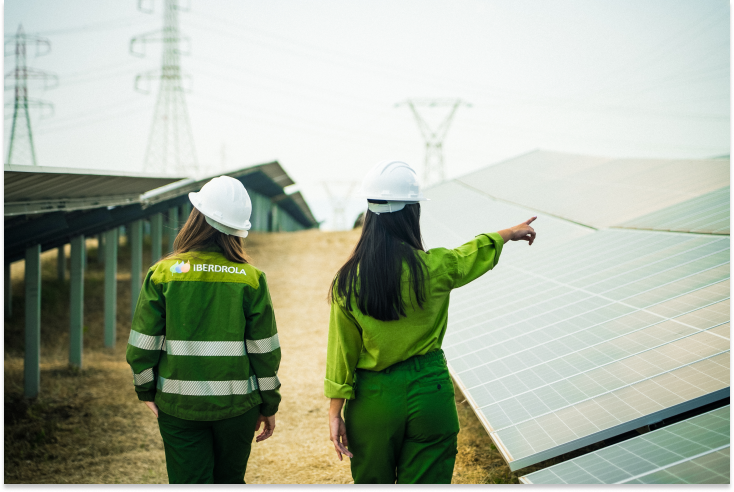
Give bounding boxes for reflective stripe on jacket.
[126,247,281,420]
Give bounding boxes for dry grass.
[4,228,547,484]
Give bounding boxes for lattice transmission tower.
[396,99,471,186]
[323,181,358,231]
[131,0,198,175]
[4,25,57,166]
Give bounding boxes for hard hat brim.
[204,215,249,238]
[189,192,252,233]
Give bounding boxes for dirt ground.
[4,229,522,484]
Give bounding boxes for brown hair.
[159,207,250,264]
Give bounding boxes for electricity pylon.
[132,0,198,176]
[396,99,471,186]
[323,181,358,231]
[4,25,57,166]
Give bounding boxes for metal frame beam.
[5,261,11,319]
[130,220,143,321]
[69,235,84,368]
[24,244,41,398]
[104,228,118,348]
[150,213,162,263]
[57,245,65,280]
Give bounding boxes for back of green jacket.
[126,247,281,421]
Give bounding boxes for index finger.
[525,216,537,225]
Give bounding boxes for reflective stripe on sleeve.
[157,375,259,396]
[246,334,280,354]
[133,368,155,386]
[128,330,165,351]
[257,375,280,391]
[166,340,246,357]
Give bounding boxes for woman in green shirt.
[325,160,537,484]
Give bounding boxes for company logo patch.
[194,264,247,275]
[170,260,191,274]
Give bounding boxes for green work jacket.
[126,247,281,421]
[324,232,504,400]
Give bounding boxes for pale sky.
[4,0,730,229]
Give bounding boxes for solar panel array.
[617,186,730,235]
[454,150,729,228]
[520,405,730,484]
[421,173,730,472]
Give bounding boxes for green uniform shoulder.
[149,250,264,288]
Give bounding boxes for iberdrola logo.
[170,260,191,274]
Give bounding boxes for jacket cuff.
[476,232,504,263]
[136,390,157,402]
[324,378,355,400]
[259,403,279,417]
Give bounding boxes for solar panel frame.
[617,186,730,235]
[520,405,730,484]
[421,180,730,472]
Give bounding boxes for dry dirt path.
[5,229,510,484]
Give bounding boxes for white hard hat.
[188,176,252,238]
[362,160,428,214]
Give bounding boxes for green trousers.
[157,404,261,484]
[344,350,460,484]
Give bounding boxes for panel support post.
[57,246,65,281]
[150,214,162,262]
[24,244,41,399]
[271,203,279,232]
[182,201,191,222]
[104,228,118,348]
[168,207,179,253]
[97,234,105,265]
[82,238,87,270]
[130,220,143,321]
[5,261,11,319]
[69,235,84,368]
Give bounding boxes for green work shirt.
[126,247,281,421]
[324,232,504,400]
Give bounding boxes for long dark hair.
[159,207,250,264]
[330,202,426,321]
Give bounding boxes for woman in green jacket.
[126,176,281,484]
[325,160,536,484]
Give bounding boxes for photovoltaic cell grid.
[420,181,730,471]
[520,405,730,484]
[617,186,730,235]
[455,150,729,228]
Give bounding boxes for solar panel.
[421,180,731,472]
[617,186,730,235]
[454,150,729,228]
[519,405,730,484]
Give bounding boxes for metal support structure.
[150,213,163,262]
[103,229,118,348]
[82,237,87,270]
[270,203,279,232]
[57,245,65,280]
[132,0,198,175]
[323,181,358,231]
[69,235,84,368]
[396,99,471,186]
[97,233,105,264]
[168,207,178,252]
[6,25,56,166]
[24,244,41,398]
[181,201,191,222]
[130,220,143,321]
[5,261,12,319]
